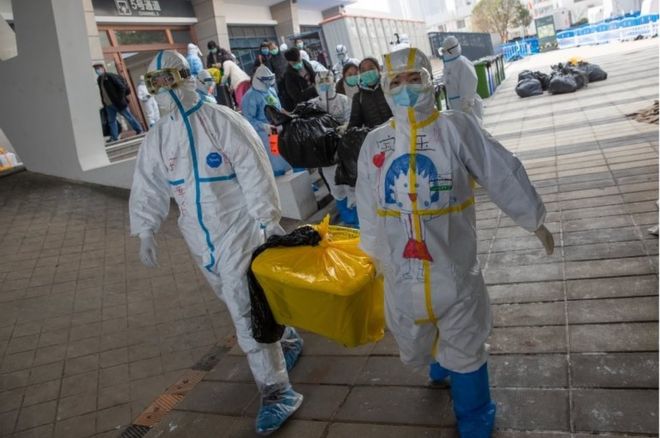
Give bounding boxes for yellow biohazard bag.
[251,217,385,347]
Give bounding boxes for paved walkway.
[0,40,657,437]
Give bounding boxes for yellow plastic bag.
[251,216,384,347]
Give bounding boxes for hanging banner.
[92,0,195,18]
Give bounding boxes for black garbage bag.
[549,73,578,94]
[515,78,544,98]
[567,67,588,90]
[518,70,536,81]
[534,72,551,90]
[518,70,551,91]
[278,103,341,168]
[335,127,371,187]
[577,62,608,82]
[248,226,323,343]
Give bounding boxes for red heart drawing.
[372,152,385,168]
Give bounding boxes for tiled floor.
[0,40,658,437]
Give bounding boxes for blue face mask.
[261,48,270,56]
[318,83,332,93]
[292,62,303,71]
[359,69,380,87]
[391,84,424,107]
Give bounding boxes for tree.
[514,3,533,28]
[472,0,525,42]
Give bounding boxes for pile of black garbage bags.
[515,61,608,98]
[265,102,370,187]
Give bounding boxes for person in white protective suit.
[242,65,292,176]
[137,75,160,127]
[332,44,360,78]
[196,69,218,104]
[129,51,304,436]
[355,48,555,437]
[440,36,483,123]
[309,70,357,226]
[186,43,204,76]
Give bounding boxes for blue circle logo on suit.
[206,152,222,168]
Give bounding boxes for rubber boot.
[449,363,496,438]
[429,361,450,384]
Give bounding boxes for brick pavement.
[0,40,657,437]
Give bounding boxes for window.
[114,30,168,45]
[171,29,192,44]
[99,30,111,47]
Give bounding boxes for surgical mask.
[319,83,332,93]
[210,48,217,54]
[296,42,304,49]
[338,53,346,61]
[292,62,303,71]
[270,48,279,56]
[95,68,104,76]
[359,69,380,87]
[261,48,270,56]
[345,75,358,87]
[391,84,425,107]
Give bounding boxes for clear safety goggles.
[382,67,433,96]
[144,68,191,94]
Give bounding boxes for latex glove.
[461,98,474,112]
[262,222,286,239]
[534,225,555,255]
[139,232,159,268]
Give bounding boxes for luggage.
[251,217,385,347]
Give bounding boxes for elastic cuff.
[138,230,154,239]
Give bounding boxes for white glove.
[534,225,555,255]
[262,222,286,239]
[461,98,474,112]
[138,232,159,268]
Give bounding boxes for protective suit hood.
[381,48,436,127]
[187,42,202,57]
[315,70,337,101]
[442,36,462,59]
[253,65,276,92]
[147,50,200,115]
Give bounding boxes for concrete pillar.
[0,0,135,188]
[83,0,104,65]
[271,0,300,45]
[0,15,16,60]
[192,0,230,54]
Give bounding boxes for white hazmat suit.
[129,51,302,435]
[356,47,551,436]
[333,44,360,78]
[137,76,160,126]
[441,36,484,122]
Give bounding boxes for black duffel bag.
[515,78,544,98]
[335,126,371,186]
[277,103,341,168]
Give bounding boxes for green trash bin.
[434,83,449,111]
[474,60,491,99]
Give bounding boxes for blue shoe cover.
[255,386,303,435]
[281,327,303,372]
[449,363,496,438]
[429,361,450,383]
